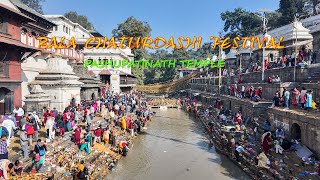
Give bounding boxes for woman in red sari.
[74,127,81,145]
[262,133,272,154]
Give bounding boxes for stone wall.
[21,57,48,105]
[266,108,320,157]
[219,95,272,120]
[80,88,99,101]
[229,64,320,84]
[190,82,299,101]
[43,87,81,112]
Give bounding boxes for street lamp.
[257,9,272,81]
[262,33,271,81]
[293,16,299,82]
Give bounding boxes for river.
[107,109,250,180]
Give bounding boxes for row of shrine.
[225,15,320,70]
[0,0,136,114]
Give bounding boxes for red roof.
[88,70,95,76]
[0,36,38,50]
[99,70,111,75]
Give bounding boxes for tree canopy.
[21,0,45,14]
[220,8,262,38]
[65,11,94,30]
[220,0,320,38]
[112,16,152,39]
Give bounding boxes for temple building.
[224,49,237,70]
[6,0,56,108]
[236,18,313,64]
[44,15,136,94]
[72,63,104,101]
[30,57,83,112]
[0,0,40,114]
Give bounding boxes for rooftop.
[10,0,55,26]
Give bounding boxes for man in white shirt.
[241,86,245,98]
[45,115,55,140]
[2,118,16,146]
[13,107,24,117]
[13,107,24,128]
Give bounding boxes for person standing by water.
[283,88,290,109]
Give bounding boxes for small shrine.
[225,49,237,70]
[30,56,83,111]
[23,85,50,114]
[72,62,104,101]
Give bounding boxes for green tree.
[266,12,282,29]
[278,0,308,24]
[65,11,94,30]
[193,42,219,59]
[21,0,45,14]
[112,16,152,84]
[112,16,152,60]
[146,49,171,84]
[112,16,152,39]
[304,0,320,15]
[220,8,262,38]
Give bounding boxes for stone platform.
[266,108,320,157]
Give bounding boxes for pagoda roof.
[10,0,56,26]
[99,69,111,75]
[0,3,34,22]
[256,21,312,43]
[225,49,237,59]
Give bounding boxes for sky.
[43,0,279,43]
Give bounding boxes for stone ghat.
[191,93,273,120]
[266,108,320,157]
[228,64,320,84]
[181,104,320,180]
[14,117,151,179]
[190,81,320,102]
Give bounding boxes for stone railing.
[231,64,320,84]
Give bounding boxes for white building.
[44,15,136,94]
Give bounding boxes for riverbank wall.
[178,99,320,179]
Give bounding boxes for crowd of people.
[180,97,320,179]
[0,90,153,179]
[272,87,318,112]
[227,85,263,102]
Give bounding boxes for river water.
[107,109,250,180]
